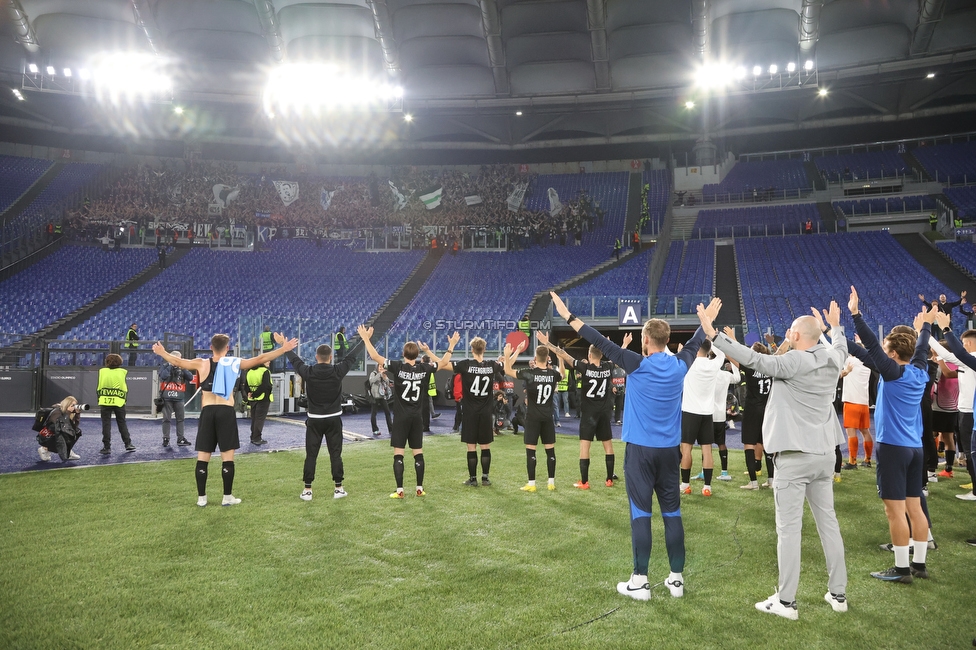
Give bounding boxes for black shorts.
[524,415,556,447]
[681,412,714,445]
[740,407,765,445]
[624,443,681,520]
[391,413,424,450]
[579,407,612,441]
[461,409,494,445]
[196,404,240,453]
[876,443,924,500]
[712,421,727,447]
[960,413,974,454]
[931,410,958,433]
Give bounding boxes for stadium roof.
[1,0,975,160]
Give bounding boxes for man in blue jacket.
[549,291,718,602]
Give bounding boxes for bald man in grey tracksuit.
[706,310,848,620]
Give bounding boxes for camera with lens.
[70,403,91,412]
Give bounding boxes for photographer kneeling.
[37,396,89,462]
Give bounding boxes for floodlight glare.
[79,68,91,80]
[394,86,404,98]
[694,62,735,90]
[753,65,762,76]
[515,110,522,115]
[804,60,814,71]
[787,62,796,73]
[685,100,695,109]
[263,63,403,114]
[89,52,173,103]
[46,66,56,75]
[174,106,184,115]
[926,72,936,79]
[28,63,38,74]
[818,87,828,96]
[63,68,72,77]
[12,88,24,101]
[769,64,778,75]
[404,113,413,122]
[734,66,746,80]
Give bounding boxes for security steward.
[246,361,273,445]
[125,323,140,366]
[98,353,136,454]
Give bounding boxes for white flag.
[548,188,562,217]
[320,188,335,211]
[464,195,483,206]
[273,180,300,207]
[212,184,240,209]
[389,180,408,211]
[507,182,528,212]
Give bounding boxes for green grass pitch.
[2,433,974,649]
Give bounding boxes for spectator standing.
[369,367,394,437]
[245,361,273,445]
[159,351,193,447]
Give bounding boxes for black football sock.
[746,450,757,481]
[480,449,491,477]
[680,468,691,484]
[765,453,775,479]
[546,447,556,479]
[467,451,478,479]
[393,454,405,489]
[834,446,842,473]
[703,468,713,486]
[580,458,590,484]
[221,461,235,496]
[606,454,615,481]
[526,448,537,481]
[195,460,208,497]
[719,449,729,472]
[945,450,956,471]
[414,453,425,487]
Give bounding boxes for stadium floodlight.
[79,68,91,80]
[63,68,72,77]
[768,64,778,75]
[46,66,56,75]
[263,63,405,115]
[818,87,828,96]
[694,62,735,90]
[403,113,413,122]
[804,60,814,71]
[685,100,695,109]
[753,65,762,76]
[926,72,936,79]
[787,62,796,73]
[28,63,38,74]
[515,110,522,115]
[12,88,24,101]
[89,52,173,103]
[734,66,746,80]
[174,105,184,115]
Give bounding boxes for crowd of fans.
[61,161,605,248]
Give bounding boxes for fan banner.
[321,188,336,211]
[548,187,562,217]
[507,182,528,212]
[273,180,300,206]
[389,181,408,211]
[464,195,483,206]
[212,184,240,209]
[419,185,443,210]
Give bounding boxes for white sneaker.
[197,496,207,507]
[956,492,976,501]
[740,481,759,490]
[37,446,51,462]
[824,592,848,613]
[221,495,242,506]
[334,487,348,499]
[922,487,929,498]
[760,480,771,488]
[928,472,938,484]
[718,471,732,481]
[756,594,798,620]
[616,574,650,601]
[300,489,313,501]
[665,575,684,598]
[68,451,80,460]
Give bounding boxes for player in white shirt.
[712,353,741,482]
[679,340,727,496]
[840,353,873,468]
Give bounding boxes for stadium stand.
[736,231,957,335]
[912,141,976,184]
[937,240,976,277]
[945,186,976,220]
[0,245,155,347]
[564,247,654,316]
[702,159,811,200]
[654,240,715,314]
[833,195,937,217]
[0,155,53,214]
[814,150,909,183]
[522,172,630,248]
[693,203,820,238]
[4,163,103,235]
[58,240,424,365]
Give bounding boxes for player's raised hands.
[278,335,298,352]
[549,291,571,320]
[151,341,166,356]
[848,286,859,315]
[357,324,374,341]
[417,341,431,353]
[723,326,736,341]
[273,332,287,345]
[622,332,633,348]
[701,297,722,323]
[536,331,550,347]
[823,301,842,329]
[447,331,461,349]
[935,310,951,330]
[913,311,925,333]
[696,301,719,339]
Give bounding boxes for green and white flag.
[419,185,443,210]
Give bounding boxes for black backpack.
[32,407,54,433]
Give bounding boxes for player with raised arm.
[358,326,460,498]
[845,287,933,584]
[503,333,565,491]
[723,327,772,490]
[544,331,626,488]
[550,290,717,601]
[437,336,523,486]
[152,333,297,507]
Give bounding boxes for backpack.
[32,407,54,433]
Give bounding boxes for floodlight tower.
[691,0,718,167]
